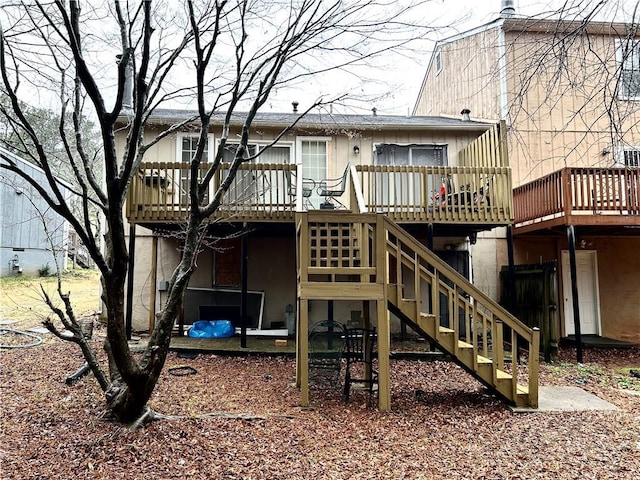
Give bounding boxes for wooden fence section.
[459,121,508,169]
[353,165,513,224]
[514,167,640,228]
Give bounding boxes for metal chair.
[286,170,315,209]
[317,164,349,209]
[343,327,378,402]
[308,320,346,390]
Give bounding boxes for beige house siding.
[504,29,640,185]
[514,236,640,344]
[414,27,502,121]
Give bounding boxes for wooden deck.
[514,167,640,234]
[126,122,513,228]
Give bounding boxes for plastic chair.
[343,327,378,402]
[317,164,349,209]
[308,320,346,390]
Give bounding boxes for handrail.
[514,167,640,225]
[381,216,538,406]
[355,164,512,224]
[295,211,539,407]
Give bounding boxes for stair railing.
[381,216,539,407]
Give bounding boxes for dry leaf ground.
[1,322,639,480]
[1,273,639,479]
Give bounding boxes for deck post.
[125,224,135,340]
[566,225,583,363]
[240,224,249,349]
[148,234,158,333]
[376,215,391,411]
[299,298,310,407]
[376,297,391,411]
[506,224,517,316]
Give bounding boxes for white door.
[561,250,600,336]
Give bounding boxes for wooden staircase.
[296,211,539,409]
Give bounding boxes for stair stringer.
[387,301,529,407]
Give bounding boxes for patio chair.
[317,164,350,209]
[343,327,378,403]
[286,170,315,209]
[308,320,346,390]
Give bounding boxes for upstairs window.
[177,134,211,163]
[374,143,448,166]
[434,50,442,76]
[220,142,291,163]
[621,147,640,168]
[618,39,640,100]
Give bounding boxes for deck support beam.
[566,225,583,363]
[125,224,135,340]
[148,234,158,333]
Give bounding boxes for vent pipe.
[115,54,134,112]
[501,0,515,17]
[292,101,299,113]
[460,108,471,122]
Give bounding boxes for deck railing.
[126,162,298,222]
[353,165,513,224]
[514,167,640,226]
[382,216,538,407]
[126,122,513,225]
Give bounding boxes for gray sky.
[269,0,636,116]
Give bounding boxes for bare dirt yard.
[1,273,639,480]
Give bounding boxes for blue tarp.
[188,320,234,338]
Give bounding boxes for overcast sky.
[268,0,636,116]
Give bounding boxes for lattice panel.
[308,222,362,268]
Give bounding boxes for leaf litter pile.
[1,327,639,480]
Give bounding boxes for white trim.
[296,135,332,174]
[497,26,509,123]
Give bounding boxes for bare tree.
[0,0,437,425]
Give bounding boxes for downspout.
[497,21,509,124]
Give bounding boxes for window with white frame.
[176,134,213,205]
[618,39,640,100]
[374,143,448,208]
[297,137,330,207]
[620,147,640,168]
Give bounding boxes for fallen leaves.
[1,331,639,479]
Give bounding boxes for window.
[176,134,213,205]
[177,134,212,163]
[618,39,640,100]
[219,141,294,208]
[374,143,448,208]
[434,50,442,76]
[219,142,292,164]
[620,147,640,168]
[374,144,447,166]
[297,137,330,207]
